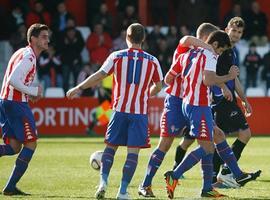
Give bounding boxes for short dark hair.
[207,30,231,48]
[27,23,49,43]
[196,23,219,39]
[126,23,145,44]
[227,17,245,29]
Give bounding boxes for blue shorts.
[160,95,188,137]
[105,111,150,148]
[0,99,38,144]
[182,102,213,141]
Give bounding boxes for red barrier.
[9,97,270,136]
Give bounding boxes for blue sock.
[120,153,138,194]
[100,147,116,184]
[142,148,165,187]
[5,147,34,190]
[216,141,242,178]
[201,153,213,192]
[173,147,206,179]
[0,144,15,156]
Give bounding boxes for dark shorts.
[160,95,188,137]
[213,99,249,134]
[105,111,150,148]
[0,99,38,144]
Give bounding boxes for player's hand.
[37,85,43,99]
[222,86,233,102]
[242,101,252,117]
[228,65,240,80]
[29,95,39,102]
[66,86,81,99]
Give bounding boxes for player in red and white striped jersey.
[138,23,218,198]
[0,23,49,196]
[163,31,241,199]
[1,46,38,102]
[67,23,163,200]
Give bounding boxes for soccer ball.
[89,151,103,170]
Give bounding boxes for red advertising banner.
[29,97,164,136]
[25,97,270,136]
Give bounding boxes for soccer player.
[66,23,163,200]
[0,23,48,195]
[138,23,219,198]
[163,30,238,199]
[173,17,259,188]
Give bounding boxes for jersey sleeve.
[100,52,115,75]
[204,50,217,72]
[152,58,164,82]
[9,55,38,96]
[168,55,182,77]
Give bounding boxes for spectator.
[147,25,166,54]
[59,26,85,92]
[112,29,128,51]
[9,23,27,52]
[243,42,262,90]
[154,38,171,75]
[222,3,242,28]
[38,44,63,90]
[51,1,73,36]
[86,23,112,68]
[6,5,25,35]
[115,4,140,36]
[166,26,180,54]
[150,0,169,26]
[176,0,208,33]
[262,49,270,94]
[92,3,113,35]
[26,0,51,28]
[77,63,96,97]
[244,1,268,46]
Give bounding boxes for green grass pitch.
[0,137,270,199]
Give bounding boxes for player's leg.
[2,101,38,196]
[139,136,174,197]
[0,138,21,156]
[117,112,149,199]
[173,128,195,170]
[117,147,139,199]
[218,103,251,175]
[213,126,242,187]
[96,111,123,199]
[3,140,36,195]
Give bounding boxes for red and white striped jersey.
[164,44,189,98]
[180,47,217,106]
[100,48,163,114]
[0,46,38,102]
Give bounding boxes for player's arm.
[180,36,214,52]
[164,55,181,85]
[9,58,41,97]
[216,83,233,101]
[150,81,162,96]
[235,77,252,116]
[66,70,108,99]
[203,66,239,86]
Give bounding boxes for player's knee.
[180,138,194,150]
[158,137,174,152]
[12,146,22,154]
[238,128,251,143]
[24,141,37,151]
[213,126,225,144]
